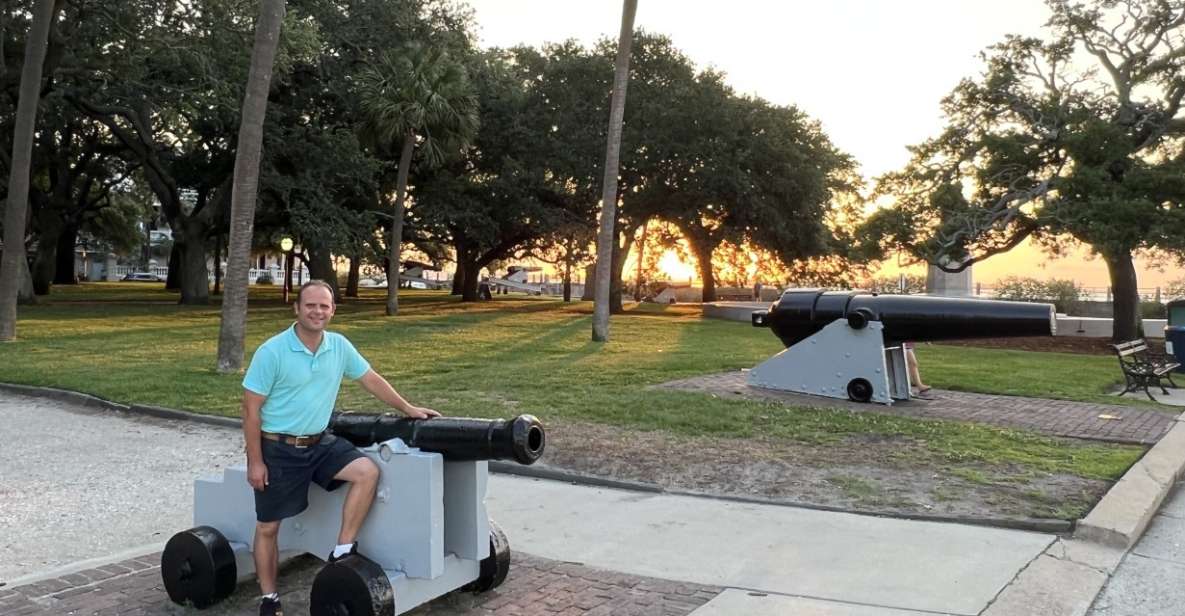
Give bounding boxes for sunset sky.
[466,0,1181,290]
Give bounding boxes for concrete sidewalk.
[1,390,1067,615]
[1089,481,1185,615]
[489,475,1053,615]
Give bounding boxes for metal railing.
[973,284,1178,303]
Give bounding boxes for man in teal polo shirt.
[241,279,439,616]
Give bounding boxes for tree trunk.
[697,251,717,303]
[591,0,637,342]
[634,218,648,300]
[166,243,181,290]
[451,259,465,295]
[217,0,285,373]
[213,233,222,295]
[0,0,55,340]
[345,256,359,298]
[1103,249,1140,342]
[306,245,338,298]
[608,221,640,314]
[610,236,626,314]
[582,263,595,300]
[461,259,481,302]
[686,235,718,303]
[176,237,210,304]
[53,221,77,284]
[31,226,57,295]
[563,259,572,302]
[385,133,415,316]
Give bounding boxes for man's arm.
[242,390,269,491]
[356,369,441,419]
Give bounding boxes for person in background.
[904,342,932,399]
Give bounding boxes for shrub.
[993,276,1085,313]
[863,274,926,295]
[1166,278,1185,301]
[255,272,274,285]
[1140,301,1167,319]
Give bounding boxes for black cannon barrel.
[752,289,1056,347]
[329,413,545,465]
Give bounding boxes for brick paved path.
[0,552,721,616]
[657,371,1176,445]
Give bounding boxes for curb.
[978,411,1185,615]
[0,382,242,430]
[127,403,241,430]
[1074,415,1185,548]
[0,382,1123,536]
[981,537,1125,616]
[0,382,129,412]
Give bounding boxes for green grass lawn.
[918,343,1147,406]
[0,283,1145,483]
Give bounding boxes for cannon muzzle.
[756,289,1055,347]
[329,413,545,465]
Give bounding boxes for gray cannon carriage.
[749,289,1055,404]
[160,414,545,615]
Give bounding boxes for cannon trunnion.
[161,415,545,614]
[749,290,1055,404]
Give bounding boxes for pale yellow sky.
[465,0,1182,290]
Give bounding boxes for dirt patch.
[936,336,1165,356]
[537,420,1110,523]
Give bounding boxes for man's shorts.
[255,434,366,522]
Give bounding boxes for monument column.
[925,260,974,297]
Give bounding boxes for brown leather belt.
[262,431,323,448]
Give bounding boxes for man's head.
[294,280,336,334]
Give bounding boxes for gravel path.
[0,393,243,583]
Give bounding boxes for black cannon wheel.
[463,520,511,593]
[310,554,395,616]
[160,526,237,609]
[847,378,873,403]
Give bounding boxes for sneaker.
[327,542,358,563]
[259,597,283,616]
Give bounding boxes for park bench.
[1113,339,1180,401]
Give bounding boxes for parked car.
[122,272,164,282]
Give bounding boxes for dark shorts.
[254,434,366,523]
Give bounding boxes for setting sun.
[657,250,696,282]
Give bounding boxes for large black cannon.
[753,289,1056,347]
[747,289,1056,404]
[330,413,546,465]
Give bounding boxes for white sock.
[261,592,279,601]
[332,543,355,558]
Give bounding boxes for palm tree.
[215,0,286,373]
[0,0,58,341]
[592,0,638,342]
[358,43,479,316]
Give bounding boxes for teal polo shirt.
[242,324,371,435]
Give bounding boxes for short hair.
[295,279,336,305]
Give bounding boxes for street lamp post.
[280,237,293,304]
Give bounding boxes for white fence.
[107,264,307,285]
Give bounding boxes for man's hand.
[403,405,441,419]
[247,461,269,491]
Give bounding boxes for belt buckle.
[293,436,311,449]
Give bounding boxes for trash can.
[1166,298,1185,373]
